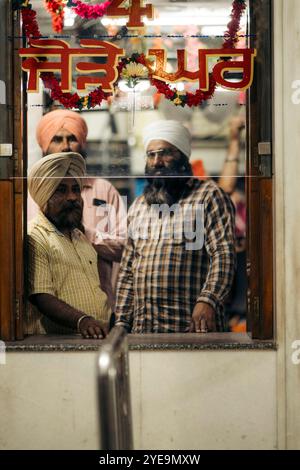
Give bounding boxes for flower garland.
[66,0,112,20]
[14,0,108,109]
[44,1,65,33]
[148,0,246,107]
[43,1,112,33]
[151,76,217,108]
[223,0,247,49]
[14,1,40,38]
[15,0,247,109]
[41,72,107,109]
[117,53,151,87]
[116,53,218,107]
[116,0,246,107]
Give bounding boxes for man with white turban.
[27,152,110,338]
[28,109,126,315]
[115,120,236,333]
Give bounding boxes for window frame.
[0,0,274,342]
[246,0,274,339]
[0,2,24,341]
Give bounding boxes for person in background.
[218,115,247,332]
[115,120,236,333]
[27,152,110,338]
[191,159,207,180]
[28,110,126,316]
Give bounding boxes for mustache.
[145,167,183,177]
[145,155,193,179]
[60,201,82,212]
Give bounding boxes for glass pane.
[26,0,249,335]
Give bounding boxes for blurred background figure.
[191,159,207,180]
[219,115,247,332]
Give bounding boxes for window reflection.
[27,0,248,334]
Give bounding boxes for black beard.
[143,157,193,206]
[46,202,84,232]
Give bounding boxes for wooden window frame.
[0,3,24,341]
[0,0,274,341]
[247,0,274,339]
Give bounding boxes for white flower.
[121,62,148,79]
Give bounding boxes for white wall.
[0,350,277,450]
[274,0,300,451]
[131,350,277,450]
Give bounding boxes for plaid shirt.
[115,179,236,333]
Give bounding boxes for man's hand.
[79,316,108,339]
[189,302,216,333]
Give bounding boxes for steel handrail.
[97,325,133,450]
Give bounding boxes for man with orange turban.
[36,109,88,154]
[28,110,126,317]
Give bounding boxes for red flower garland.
[17,0,108,109]
[16,0,247,109]
[43,1,112,32]
[20,6,40,38]
[223,0,247,49]
[41,72,107,108]
[44,0,65,33]
[116,53,217,107]
[67,0,112,20]
[143,0,247,107]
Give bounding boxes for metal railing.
[97,325,133,450]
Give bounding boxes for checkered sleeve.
[114,235,135,330]
[197,187,236,312]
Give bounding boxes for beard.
[46,201,84,232]
[143,155,193,206]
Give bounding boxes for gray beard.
[143,178,189,206]
[143,157,193,206]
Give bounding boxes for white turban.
[142,120,191,158]
[28,152,86,210]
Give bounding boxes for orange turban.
[36,110,88,153]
